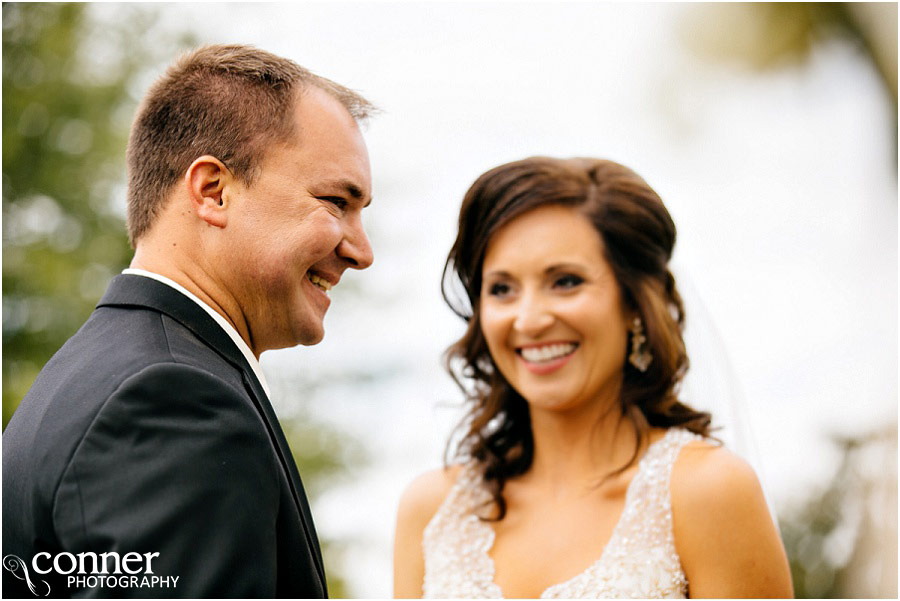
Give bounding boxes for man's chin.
[299,331,325,346]
[258,321,325,352]
[294,319,326,347]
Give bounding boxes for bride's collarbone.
[501,461,638,513]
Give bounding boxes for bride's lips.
[515,341,579,375]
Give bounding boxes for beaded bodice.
[422,428,702,599]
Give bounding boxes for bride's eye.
[487,282,512,297]
[554,274,583,289]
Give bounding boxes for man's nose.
[512,292,553,336]
[338,218,374,270]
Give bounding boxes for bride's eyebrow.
[482,269,511,280]
[544,262,585,274]
[483,263,587,279]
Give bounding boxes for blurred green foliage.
[3,4,356,594]
[685,5,897,597]
[779,430,897,598]
[684,2,897,156]
[281,414,368,598]
[779,437,860,598]
[3,3,153,426]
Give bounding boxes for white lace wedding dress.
[422,428,702,598]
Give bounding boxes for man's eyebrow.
[322,180,362,199]
[321,179,372,207]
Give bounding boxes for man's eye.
[555,274,583,289]
[318,196,347,209]
[488,282,511,297]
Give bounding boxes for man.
[3,45,375,598]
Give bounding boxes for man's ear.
[186,155,232,228]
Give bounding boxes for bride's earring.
[629,317,652,372]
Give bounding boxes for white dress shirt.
[122,268,272,400]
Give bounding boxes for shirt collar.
[122,268,271,400]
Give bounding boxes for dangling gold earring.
[629,317,652,372]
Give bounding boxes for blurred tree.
[834,426,898,598]
[3,4,356,594]
[281,411,367,598]
[778,428,898,598]
[779,436,863,598]
[682,5,897,596]
[3,3,160,426]
[682,2,897,156]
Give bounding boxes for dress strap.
[613,428,705,550]
[422,462,502,598]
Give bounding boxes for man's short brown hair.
[125,44,375,245]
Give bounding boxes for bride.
[393,157,792,598]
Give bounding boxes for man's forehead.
[292,86,358,131]
[283,89,372,202]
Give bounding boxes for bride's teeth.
[521,343,576,363]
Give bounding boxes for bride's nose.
[512,291,554,337]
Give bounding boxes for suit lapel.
[97,274,327,590]
[237,369,327,591]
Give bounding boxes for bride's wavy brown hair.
[442,157,712,520]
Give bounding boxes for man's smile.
[306,271,333,293]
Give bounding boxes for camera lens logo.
[3,554,50,596]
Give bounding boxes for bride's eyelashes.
[486,281,511,298]
[553,274,584,289]
[484,274,585,299]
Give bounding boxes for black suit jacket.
[3,274,327,598]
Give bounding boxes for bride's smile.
[479,204,631,413]
[516,341,579,374]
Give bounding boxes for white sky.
[107,3,897,596]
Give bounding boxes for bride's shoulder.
[667,438,793,596]
[670,438,761,503]
[396,465,464,527]
[394,465,471,595]
[670,438,765,517]
[669,438,785,578]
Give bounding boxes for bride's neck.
[524,401,640,491]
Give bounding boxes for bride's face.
[479,204,631,414]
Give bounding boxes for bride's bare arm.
[671,442,793,598]
[393,467,459,598]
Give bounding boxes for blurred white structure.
[836,427,898,598]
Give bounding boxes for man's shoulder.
[46,302,240,398]
[3,303,248,494]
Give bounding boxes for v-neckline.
[476,429,674,599]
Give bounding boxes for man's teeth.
[307,273,332,292]
[520,343,577,363]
